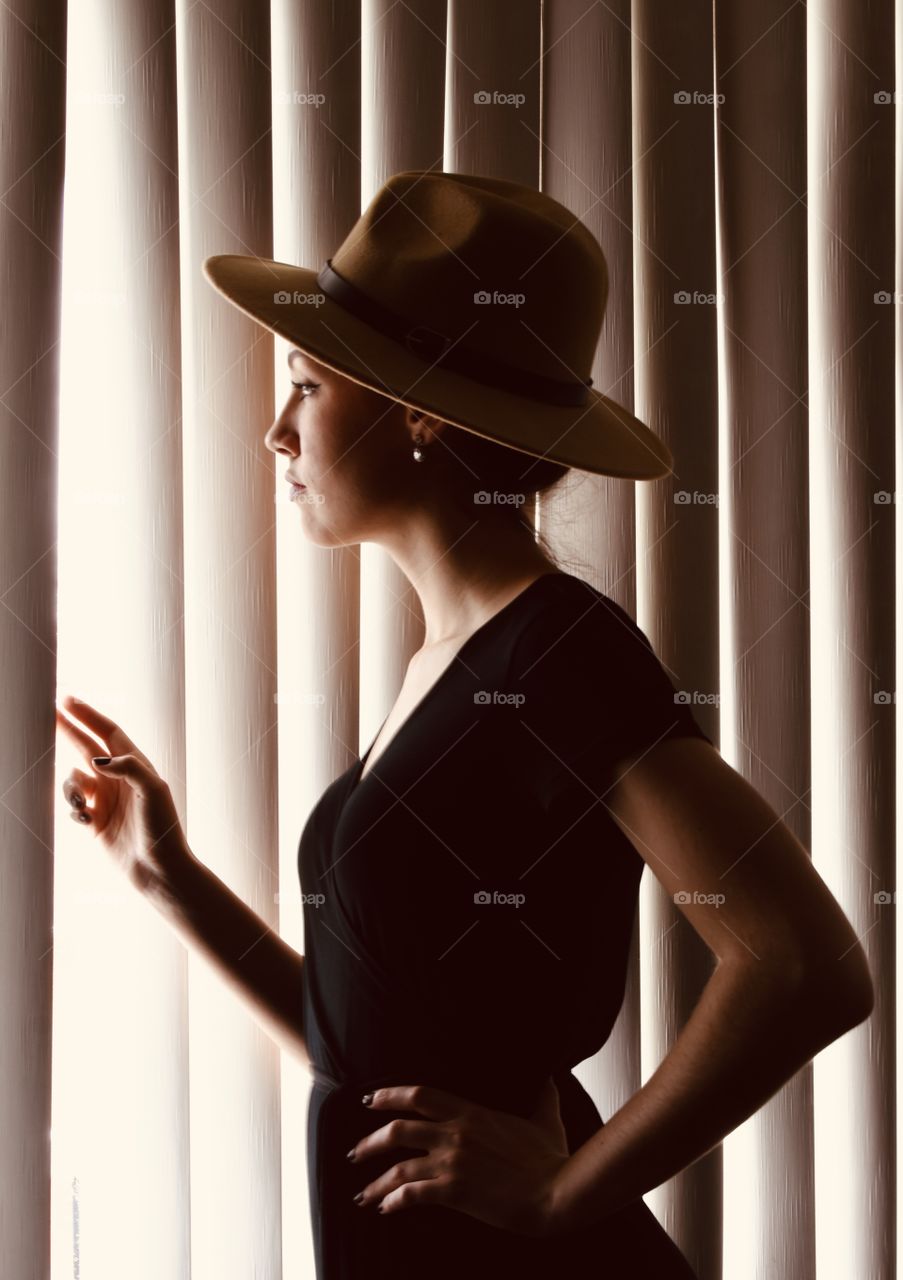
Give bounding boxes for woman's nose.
[264,397,299,455]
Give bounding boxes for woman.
[57,172,874,1278]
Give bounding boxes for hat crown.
[329,171,608,387]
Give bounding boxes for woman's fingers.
[61,761,115,832]
[56,696,141,763]
[62,767,96,810]
[59,695,125,745]
[56,704,109,763]
[64,767,97,826]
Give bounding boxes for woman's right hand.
[56,694,191,893]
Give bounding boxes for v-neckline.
[345,570,569,801]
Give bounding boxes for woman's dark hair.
[436,423,571,566]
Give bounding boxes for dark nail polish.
[361,1092,374,1106]
[93,756,111,766]
[346,1148,356,1161]
[71,793,85,808]
[77,811,90,823]
[353,1192,365,1205]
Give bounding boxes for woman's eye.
[291,381,317,396]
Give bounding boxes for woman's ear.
[404,404,446,447]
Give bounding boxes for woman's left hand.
[347,1077,573,1238]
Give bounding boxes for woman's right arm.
[57,694,309,1067]
[144,848,309,1068]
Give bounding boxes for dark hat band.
[315,259,592,408]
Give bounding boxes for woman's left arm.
[548,734,875,1235]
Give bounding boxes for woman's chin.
[295,514,351,549]
[290,496,368,549]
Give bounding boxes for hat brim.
[201,253,674,481]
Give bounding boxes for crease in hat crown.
[320,170,609,389]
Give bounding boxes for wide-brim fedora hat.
[202,170,673,480]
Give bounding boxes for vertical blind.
[1,1,891,1277]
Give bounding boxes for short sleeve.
[507,588,713,809]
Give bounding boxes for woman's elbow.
[797,936,875,1042]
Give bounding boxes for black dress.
[298,570,708,1278]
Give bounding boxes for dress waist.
[308,1057,580,1120]
[304,1056,617,1279]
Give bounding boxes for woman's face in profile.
[265,347,419,547]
